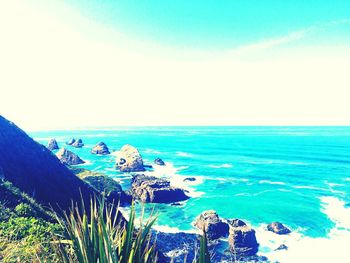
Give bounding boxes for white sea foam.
[259,180,286,185]
[176,151,193,157]
[292,185,329,191]
[144,148,161,154]
[144,162,204,198]
[257,196,350,263]
[153,225,198,234]
[208,163,233,169]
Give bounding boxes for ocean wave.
[207,163,233,169]
[259,180,286,185]
[153,225,198,234]
[143,162,203,198]
[292,185,329,191]
[144,148,161,154]
[257,196,350,263]
[176,151,193,157]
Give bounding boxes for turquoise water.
[31,127,350,241]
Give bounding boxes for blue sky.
[67,0,350,49]
[1,1,350,129]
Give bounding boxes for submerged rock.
[91,142,110,155]
[267,222,291,235]
[47,138,59,151]
[183,177,196,182]
[194,210,230,240]
[56,148,85,165]
[131,174,189,203]
[154,158,165,166]
[71,138,84,148]
[275,244,288,251]
[115,144,145,172]
[229,221,259,257]
[66,138,76,145]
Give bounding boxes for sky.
[1,0,350,130]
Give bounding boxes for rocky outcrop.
[194,210,230,240]
[66,138,76,145]
[267,222,291,235]
[154,158,165,166]
[56,148,85,165]
[131,174,189,203]
[229,221,259,257]
[71,138,84,148]
[83,175,131,206]
[115,144,145,172]
[91,142,110,155]
[47,138,59,151]
[0,115,97,213]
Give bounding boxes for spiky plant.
[53,197,158,263]
[193,228,211,263]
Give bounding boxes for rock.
[267,222,291,235]
[66,138,76,145]
[183,177,196,182]
[194,210,230,240]
[115,144,145,172]
[229,219,247,227]
[275,244,288,251]
[71,138,84,148]
[56,148,85,165]
[91,142,110,155]
[47,138,59,151]
[0,115,98,213]
[229,223,259,257]
[154,158,165,166]
[131,174,189,203]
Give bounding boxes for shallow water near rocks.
[31,126,350,262]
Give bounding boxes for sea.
[30,126,350,263]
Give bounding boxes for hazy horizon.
[1,0,350,130]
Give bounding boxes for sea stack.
[131,174,189,203]
[71,138,84,148]
[47,138,59,151]
[91,142,110,155]
[115,144,145,172]
[228,220,259,257]
[194,210,230,240]
[56,148,85,165]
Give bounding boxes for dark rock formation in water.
[0,115,97,213]
[275,244,288,251]
[115,144,145,172]
[91,142,110,155]
[154,157,165,166]
[71,138,84,148]
[183,177,196,182]
[228,221,259,257]
[194,210,230,240]
[56,148,85,165]
[47,138,59,151]
[131,174,189,203]
[66,138,76,145]
[267,222,291,235]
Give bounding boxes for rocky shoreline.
[46,137,292,262]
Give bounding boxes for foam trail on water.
[144,162,204,198]
[257,196,350,263]
[208,163,233,169]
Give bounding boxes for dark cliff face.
[0,115,96,213]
